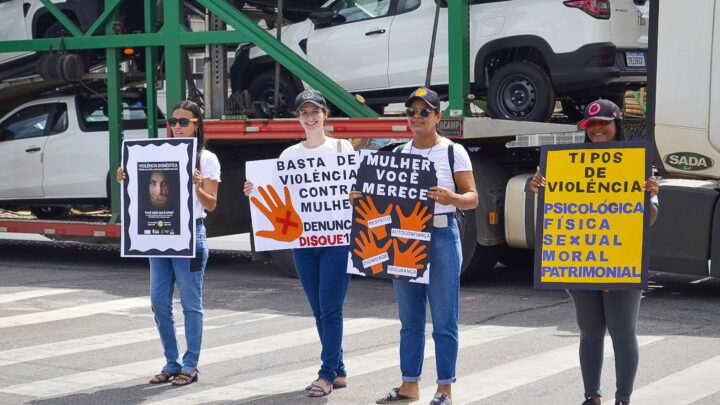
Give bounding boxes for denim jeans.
[392,214,461,385]
[149,222,208,376]
[292,245,351,384]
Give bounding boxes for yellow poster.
[535,142,652,290]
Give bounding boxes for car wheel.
[31,206,69,219]
[487,61,555,122]
[247,70,298,118]
[42,21,69,38]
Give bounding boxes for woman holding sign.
[350,87,478,405]
[117,100,221,386]
[530,99,658,405]
[243,90,354,398]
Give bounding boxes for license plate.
[625,51,646,67]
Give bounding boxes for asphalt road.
[0,238,718,405]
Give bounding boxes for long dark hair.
[172,100,205,168]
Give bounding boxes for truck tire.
[459,154,511,282]
[459,208,504,283]
[36,53,64,81]
[247,70,298,118]
[269,249,298,278]
[459,209,477,276]
[487,61,555,122]
[499,247,535,269]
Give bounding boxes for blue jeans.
[393,215,461,385]
[149,222,208,376]
[292,245,351,384]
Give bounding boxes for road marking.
[0,288,80,304]
[605,355,720,405]
[433,335,664,404]
[0,311,283,367]
[0,317,399,398]
[0,297,150,329]
[689,276,713,284]
[145,324,536,404]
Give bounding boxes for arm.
[452,171,479,210]
[194,169,219,212]
[116,167,126,183]
[428,171,478,210]
[529,167,544,193]
[646,176,659,226]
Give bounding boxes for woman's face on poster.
[149,171,170,208]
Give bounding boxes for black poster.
[121,138,195,258]
[137,161,181,235]
[348,151,436,283]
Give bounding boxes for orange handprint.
[355,196,393,240]
[250,185,303,242]
[395,201,432,243]
[392,239,427,270]
[353,230,392,274]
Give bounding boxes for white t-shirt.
[398,137,473,214]
[196,149,221,220]
[280,136,354,158]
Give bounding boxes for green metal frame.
[447,0,471,117]
[0,0,474,222]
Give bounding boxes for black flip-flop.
[376,388,415,404]
[307,382,332,398]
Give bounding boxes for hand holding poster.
[535,141,652,290]
[349,151,436,283]
[247,153,358,251]
[121,138,196,257]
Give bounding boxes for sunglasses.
[405,107,435,118]
[168,117,199,127]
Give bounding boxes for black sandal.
[171,369,199,386]
[376,388,415,404]
[307,381,332,398]
[149,371,177,384]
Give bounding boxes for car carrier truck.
[0,0,716,282]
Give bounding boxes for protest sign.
[535,141,652,290]
[246,153,358,251]
[348,151,436,283]
[121,138,196,257]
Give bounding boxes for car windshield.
[78,96,165,132]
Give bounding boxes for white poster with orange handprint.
[246,153,359,251]
[348,151,436,283]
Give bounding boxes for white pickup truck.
[231,0,650,122]
[0,92,160,218]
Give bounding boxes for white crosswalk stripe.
[0,288,80,304]
[2,287,720,405]
[0,297,150,329]
[428,335,664,404]
[0,316,398,397]
[145,325,536,404]
[605,355,720,405]
[0,311,283,367]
